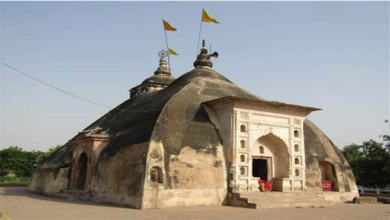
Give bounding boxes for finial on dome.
[193,39,219,69]
[155,50,171,75]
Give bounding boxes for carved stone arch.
[256,132,289,179]
[257,132,289,151]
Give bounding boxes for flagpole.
[196,12,203,55]
[164,29,171,70]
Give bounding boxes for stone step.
[240,192,324,198]
[248,196,325,203]
[53,193,78,201]
[255,201,333,209]
[229,192,334,209]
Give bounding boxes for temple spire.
[193,39,218,69]
[155,50,171,76]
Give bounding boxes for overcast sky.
[1,2,389,151]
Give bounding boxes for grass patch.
[0,176,30,183]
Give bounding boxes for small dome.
[129,55,175,98]
[141,74,175,86]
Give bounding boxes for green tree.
[0,146,35,177]
[0,145,62,179]
[342,144,363,184]
[380,120,390,151]
[342,140,390,188]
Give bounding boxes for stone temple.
[29,45,359,209]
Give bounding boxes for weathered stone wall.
[28,145,73,194]
[142,140,227,208]
[90,142,149,209]
[28,167,70,194]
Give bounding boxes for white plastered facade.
[206,98,318,192]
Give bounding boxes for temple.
[29,43,359,209]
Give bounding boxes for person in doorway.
[258,178,273,192]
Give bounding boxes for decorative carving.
[150,149,160,159]
[293,118,301,125]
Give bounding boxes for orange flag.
[162,19,177,31]
[202,9,219,24]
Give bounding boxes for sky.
[1,2,389,152]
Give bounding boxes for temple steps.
[230,191,334,209]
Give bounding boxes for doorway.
[75,153,88,190]
[319,161,339,191]
[252,158,268,181]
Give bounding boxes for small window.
[240,125,247,132]
[240,140,246,148]
[295,169,300,177]
[150,166,163,184]
[240,155,245,162]
[295,158,300,165]
[259,146,264,154]
[294,144,299,152]
[294,130,299,138]
[240,167,246,175]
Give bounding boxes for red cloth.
[258,179,273,191]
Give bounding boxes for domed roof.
[43,48,347,176]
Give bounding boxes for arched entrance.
[252,133,288,184]
[75,152,88,190]
[319,161,339,191]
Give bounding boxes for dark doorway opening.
[76,153,88,190]
[252,159,268,181]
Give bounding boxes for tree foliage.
[380,119,390,151]
[342,120,390,188]
[0,145,61,178]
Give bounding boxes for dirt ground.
[0,187,389,220]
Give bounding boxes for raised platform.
[229,191,334,209]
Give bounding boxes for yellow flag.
[202,9,219,24]
[168,48,179,55]
[162,19,177,31]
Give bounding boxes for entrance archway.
[319,161,339,191]
[254,133,289,181]
[75,153,88,190]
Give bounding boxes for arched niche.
[240,155,245,163]
[295,169,300,177]
[240,167,246,175]
[294,130,299,138]
[294,144,299,152]
[240,140,246,148]
[240,125,247,133]
[319,161,339,191]
[150,166,164,184]
[259,146,264,154]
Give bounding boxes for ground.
[0,187,389,220]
